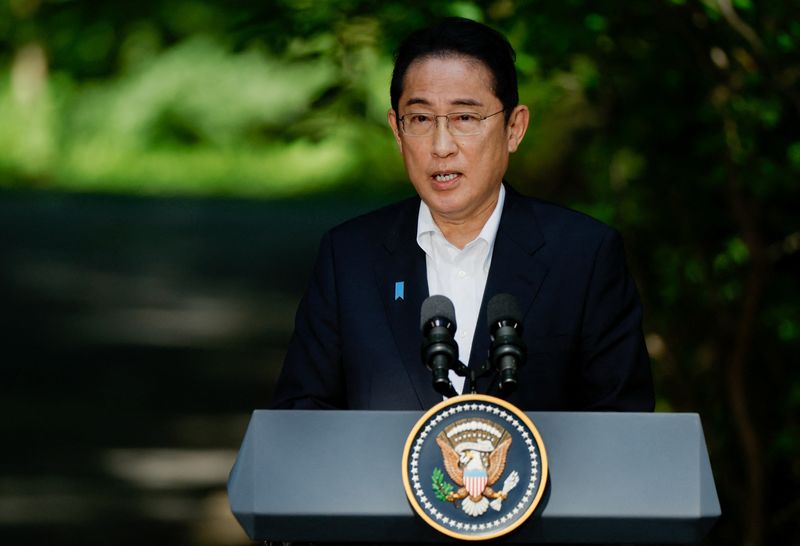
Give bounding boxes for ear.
[387,108,403,151]
[505,105,530,153]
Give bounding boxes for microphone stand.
[463,360,495,395]
[440,360,493,396]
[428,353,519,398]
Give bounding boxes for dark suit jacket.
[272,185,654,411]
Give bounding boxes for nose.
[431,117,457,158]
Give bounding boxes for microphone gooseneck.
[487,293,527,394]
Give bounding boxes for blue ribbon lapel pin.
[394,281,405,301]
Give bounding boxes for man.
[272,18,654,411]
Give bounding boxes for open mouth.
[432,172,461,183]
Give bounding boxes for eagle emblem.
[433,418,520,517]
[402,395,547,540]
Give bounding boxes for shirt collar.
[416,183,506,255]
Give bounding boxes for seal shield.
[402,394,548,541]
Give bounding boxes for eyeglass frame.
[397,108,506,136]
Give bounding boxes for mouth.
[431,171,462,186]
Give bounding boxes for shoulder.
[505,186,617,248]
[536,199,613,238]
[327,195,419,247]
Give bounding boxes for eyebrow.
[403,97,485,108]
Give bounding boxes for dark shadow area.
[0,189,402,544]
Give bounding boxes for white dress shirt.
[416,184,506,395]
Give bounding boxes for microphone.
[420,295,460,397]
[487,293,527,394]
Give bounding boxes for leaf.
[431,467,454,502]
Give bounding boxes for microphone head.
[487,293,522,328]
[420,295,457,331]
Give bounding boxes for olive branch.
[431,467,454,501]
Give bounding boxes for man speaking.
[272,17,654,411]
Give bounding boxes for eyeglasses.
[398,109,505,136]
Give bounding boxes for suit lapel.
[470,186,549,395]
[374,198,441,409]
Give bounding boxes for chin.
[428,199,470,219]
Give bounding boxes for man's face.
[388,55,528,224]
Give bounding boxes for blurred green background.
[1,0,798,544]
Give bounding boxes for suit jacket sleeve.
[271,232,346,409]
[576,228,654,411]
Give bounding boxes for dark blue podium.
[228,411,719,543]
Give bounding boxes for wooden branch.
[716,0,766,55]
[725,144,768,546]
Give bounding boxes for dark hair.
[390,17,518,121]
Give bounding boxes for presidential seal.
[402,394,548,541]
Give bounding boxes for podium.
[228,411,720,543]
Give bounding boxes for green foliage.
[431,467,454,502]
[0,3,406,195]
[53,37,369,195]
